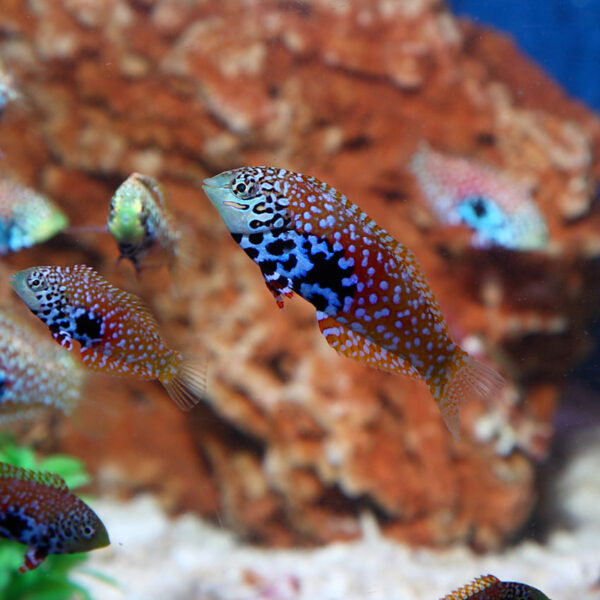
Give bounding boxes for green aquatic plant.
[0,434,105,600]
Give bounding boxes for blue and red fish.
[441,574,550,599]
[0,179,68,254]
[0,462,109,573]
[409,144,548,251]
[202,166,504,439]
[9,264,207,411]
[0,308,87,425]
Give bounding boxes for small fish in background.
[0,462,109,573]
[108,172,194,276]
[0,308,87,425]
[9,264,207,411]
[203,167,504,439]
[0,179,69,254]
[441,574,550,599]
[409,144,548,251]
[0,62,18,119]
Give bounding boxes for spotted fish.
[410,144,548,250]
[108,173,193,275]
[202,167,504,439]
[0,462,109,573]
[441,574,550,599]
[0,179,68,254]
[9,265,207,411]
[0,308,87,425]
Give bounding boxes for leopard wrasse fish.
[0,462,109,573]
[0,179,69,254]
[9,264,207,411]
[202,167,504,439]
[409,144,548,251]
[441,574,550,600]
[108,172,194,275]
[0,308,87,425]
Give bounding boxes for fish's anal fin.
[19,547,47,573]
[441,574,501,600]
[317,313,421,379]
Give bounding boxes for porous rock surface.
[0,0,599,549]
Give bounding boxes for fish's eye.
[234,182,247,195]
[27,272,48,291]
[232,177,258,198]
[81,524,95,538]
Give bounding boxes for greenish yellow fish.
[108,172,193,275]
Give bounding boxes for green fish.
[108,172,193,275]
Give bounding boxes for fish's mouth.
[201,175,228,191]
[223,200,249,210]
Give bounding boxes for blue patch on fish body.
[232,228,357,315]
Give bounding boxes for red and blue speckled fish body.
[0,309,87,424]
[410,144,548,250]
[0,462,109,573]
[442,574,550,599]
[9,264,206,411]
[203,167,504,439]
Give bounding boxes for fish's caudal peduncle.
[203,166,505,439]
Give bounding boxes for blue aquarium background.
[450,0,600,111]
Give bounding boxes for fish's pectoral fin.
[51,329,73,351]
[264,280,294,309]
[19,547,47,573]
[316,313,422,379]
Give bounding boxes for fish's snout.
[202,172,232,191]
[9,269,42,312]
[9,271,27,295]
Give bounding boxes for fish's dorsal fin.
[441,575,501,600]
[0,462,68,492]
[135,173,173,213]
[70,264,159,325]
[302,175,442,319]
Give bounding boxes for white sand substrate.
[75,426,600,600]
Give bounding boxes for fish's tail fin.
[162,356,208,411]
[432,351,505,441]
